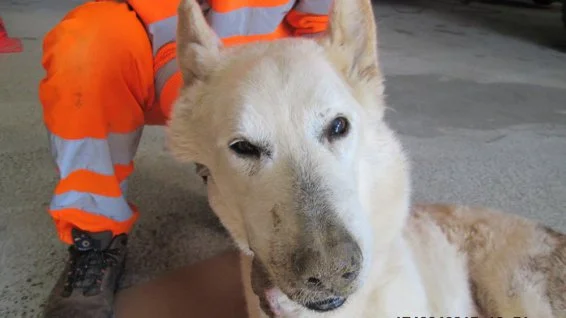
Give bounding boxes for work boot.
[43,228,128,318]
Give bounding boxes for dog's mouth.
[251,257,348,316]
[262,287,347,316]
[304,296,347,312]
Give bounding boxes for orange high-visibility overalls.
[39,0,331,244]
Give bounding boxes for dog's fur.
[166,0,566,317]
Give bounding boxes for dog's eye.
[327,117,349,140]
[229,140,261,158]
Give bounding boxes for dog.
[166,0,566,317]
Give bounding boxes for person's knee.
[41,0,154,116]
[42,1,152,76]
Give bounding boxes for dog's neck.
[359,141,412,258]
[353,132,421,310]
[354,176,430,316]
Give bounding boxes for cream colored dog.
[167,0,566,317]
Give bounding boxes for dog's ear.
[319,0,381,91]
[177,0,223,85]
[167,0,221,163]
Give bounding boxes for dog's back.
[413,204,566,318]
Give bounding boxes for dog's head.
[168,0,410,314]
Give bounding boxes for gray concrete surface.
[1,0,565,316]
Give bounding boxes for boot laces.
[63,246,120,295]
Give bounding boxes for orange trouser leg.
[39,1,155,244]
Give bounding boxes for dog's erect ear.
[319,0,381,88]
[177,0,223,85]
[167,0,221,163]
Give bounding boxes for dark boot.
[43,229,128,318]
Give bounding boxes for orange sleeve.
[285,8,329,37]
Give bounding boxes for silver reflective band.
[120,180,128,198]
[148,0,333,97]
[51,191,134,222]
[205,1,295,38]
[155,58,179,100]
[146,0,331,56]
[148,16,178,56]
[294,0,333,15]
[49,128,143,179]
[300,31,325,38]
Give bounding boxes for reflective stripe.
[120,180,128,198]
[148,16,177,56]
[51,191,133,222]
[301,31,324,38]
[294,0,333,15]
[155,58,179,100]
[205,2,296,38]
[146,1,305,97]
[146,1,297,55]
[49,128,143,179]
[107,128,143,166]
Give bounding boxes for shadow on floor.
[377,0,566,52]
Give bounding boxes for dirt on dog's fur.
[167,0,566,317]
[412,204,566,317]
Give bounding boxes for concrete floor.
[1,0,565,316]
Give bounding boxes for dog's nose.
[293,239,362,294]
